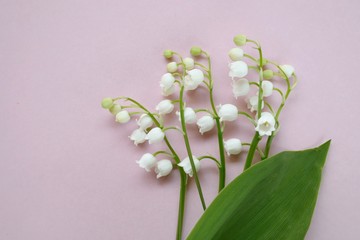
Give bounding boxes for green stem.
[179,85,207,210]
[243,132,261,170]
[242,42,264,171]
[176,171,187,240]
[204,51,227,192]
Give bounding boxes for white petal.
[261,80,273,97]
[232,78,250,98]
[229,61,248,78]
[279,65,295,78]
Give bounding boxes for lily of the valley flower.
[136,153,157,172]
[137,114,153,129]
[156,99,174,115]
[229,61,248,78]
[255,112,276,136]
[279,65,295,78]
[167,62,178,73]
[176,107,197,124]
[155,159,173,178]
[184,69,204,91]
[160,73,176,96]
[197,115,215,134]
[115,110,131,123]
[224,138,242,155]
[218,104,238,122]
[129,128,147,145]
[261,80,274,97]
[246,95,264,112]
[145,127,165,144]
[183,57,195,70]
[178,155,200,177]
[232,78,250,98]
[228,48,244,61]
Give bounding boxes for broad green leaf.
[187,141,330,240]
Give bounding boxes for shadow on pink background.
[1,0,360,239]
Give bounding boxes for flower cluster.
[101,34,297,239]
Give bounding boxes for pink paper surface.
[1,0,360,239]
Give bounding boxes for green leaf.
[187,140,331,240]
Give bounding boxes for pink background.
[1,0,360,239]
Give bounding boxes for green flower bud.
[190,46,202,56]
[109,104,122,115]
[233,34,247,46]
[101,97,114,109]
[163,49,173,59]
[263,69,274,80]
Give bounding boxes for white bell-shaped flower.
[255,112,276,136]
[197,115,215,134]
[232,78,250,98]
[178,155,200,177]
[145,127,165,144]
[155,159,173,178]
[218,104,238,122]
[228,48,244,61]
[176,107,197,124]
[167,62,178,73]
[261,80,273,97]
[156,99,174,115]
[224,138,242,156]
[246,95,264,112]
[279,65,295,78]
[137,114,153,129]
[183,57,195,70]
[229,61,248,78]
[160,73,175,96]
[115,110,131,123]
[136,153,156,172]
[129,128,147,145]
[184,69,204,91]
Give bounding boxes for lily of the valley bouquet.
[100,34,330,240]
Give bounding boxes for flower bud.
[176,107,197,124]
[233,34,247,46]
[255,112,276,136]
[246,95,264,112]
[155,159,173,178]
[163,49,173,59]
[232,78,250,98]
[136,153,156,172]
[279,65,295,78]
[167,62,178,73]
[109,104,122,115]
[129,128,147,145]
[263,69,274,80]
[183,57,195,70]
[137,114,153,129]
[261,80,273,97]
[184,69,204,91]
[197,115,215,134]
[178,155,200,177]
[145,127,165,144]
[115,110,131,123]
[229,61,248,78]
[156,99,174,115]
[224,138,242,156]
[218,104,238,122]
[228,48,244,61]
[101,97,113,109]
[160,73,176,96]
[190,46,202,56]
